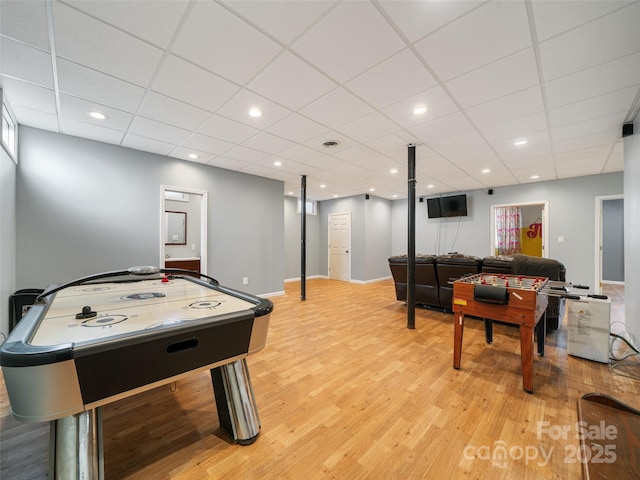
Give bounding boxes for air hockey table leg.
[211,358,261,445]
[50,408,104,479]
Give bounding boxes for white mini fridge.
[565,297,611,363]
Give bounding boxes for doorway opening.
[490,201,548,257]
[160,186,208,275]
[594,194,624,294]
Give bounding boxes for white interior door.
[329,213,350,281]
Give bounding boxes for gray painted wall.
[283,195,321,280]
[315,194,391,283]
[1,145,16,337]
[16,127,284,296]
[602,199,624,282]
[624,118,640,340]
[391,172,624,290]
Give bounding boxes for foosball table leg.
[536,312,546,357]
[483,319,493,344]
[453,314,464,370]
[519,325,535,394]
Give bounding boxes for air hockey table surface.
[0,268,272,423]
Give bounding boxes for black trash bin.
[9,289,44,332]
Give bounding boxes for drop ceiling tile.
[346,49,437,109]
[152,55,240,113]
[59,117,125,145]
[279,144,326,164]
[554,130,619,153]
[0,77,56,113]
[52,2,164,86]
[121,133,176,156]
[299,87,374,129]
[339,112,400,144]
[466,86,544,128]
[180,133,235,156]
[478,111,548,143]
[247,51,336,110]
[379,0,481,44]
[499,143,552,163]
[57,58,145,112]
[0,38,54,87]
[139,92,211,131]
[431,171,485,191]
[603,142,624,172]
[446,48,539,108]
[207,156,251,171]
[10,105,58,132]
[415,155,459,175]
[222,146,271,163]
[266,113,330,143]
[548,86,639,128]
[551,111,626,142]
[171,1,282,84]
[59,94,132,130]
[129,117,191,144]
[492,130,550,154]
[216,89,292,129]
[242,131,296,155]
[0,0,50,50]
[382,86,459,129]
[531,0,634,41]
[414,1,531,81]
[545,52,640,108]
[169,147,216,164]
[539,2,640,81]
[198,115,260,144]
[408,112,474,144]
[304,130,358,154]
[291,1,405,83]
[220,0,334,45]
[430,131,487,156]
[63,0,189,48]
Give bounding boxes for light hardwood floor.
[1,279,638,479]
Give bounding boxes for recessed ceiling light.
[427,184,434,189]
[320,184,326,188]
[392,194,398,198]
[514,139,528,146]
[482,168,491,174]
[273,160,282,166]
[288,191,294,195]
[188,153,199,160]
[88,111,107,120]
[248,108,262,118]
[530,174,540,179]
[390,168,398,174]
[333,194,338,198]
[413,106,427,115]
[369,188,375,192]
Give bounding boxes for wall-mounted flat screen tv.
[427,194,468,218]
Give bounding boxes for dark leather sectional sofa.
[388,253,566,329]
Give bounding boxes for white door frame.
[160,185,208,275]
[594,194,624,294]
[490,200,549,257]
[328,212,351,281]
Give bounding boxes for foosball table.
[452,273,549,393]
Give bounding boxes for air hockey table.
[0,266,273,479]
